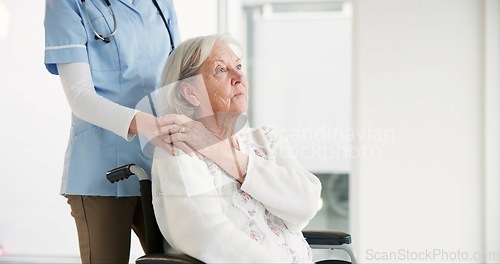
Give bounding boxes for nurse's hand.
[129,112,183,155]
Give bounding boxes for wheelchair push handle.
[106,164,149,183]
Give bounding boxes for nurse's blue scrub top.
[44,0,180,196]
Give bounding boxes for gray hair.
[157,34,241,118]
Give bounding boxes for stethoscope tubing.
[81,0,117,43]
[80,0,174,51]
[151,0,175,53]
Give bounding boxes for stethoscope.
[81,0,175,53]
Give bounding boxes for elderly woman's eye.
[236,64,242,70]
[216,67,226,74]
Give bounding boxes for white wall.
[0,0,76,260]
[484,0,500,259]
[173,0,218,39]
[351,0,499,263]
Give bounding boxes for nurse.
[44,0,180,263]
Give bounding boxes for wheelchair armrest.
[303,230,351,246]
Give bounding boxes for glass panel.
[246,2,352,173]
[242,2,352,261]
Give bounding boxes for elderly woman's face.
[199,42,248,114]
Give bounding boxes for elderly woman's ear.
[180,83,201,107]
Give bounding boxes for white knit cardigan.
[152,127,322,263]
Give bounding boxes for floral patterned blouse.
[152,127,321,263]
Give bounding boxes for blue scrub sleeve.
[44,0,89,75]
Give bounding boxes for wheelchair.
[107,164,357,264]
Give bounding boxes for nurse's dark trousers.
[67,195,146,264]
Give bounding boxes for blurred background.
[0,0,498,263]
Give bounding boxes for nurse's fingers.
[172,141,197,157]
[157,136,197,158]
[149,136,176,156]
[154,114,193,137]
[154,124,181,137]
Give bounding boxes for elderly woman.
[151,34,321,263]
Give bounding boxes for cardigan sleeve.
[241,128,322,232]
[151,148,287,263]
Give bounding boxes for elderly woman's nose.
[231,68,244,85]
